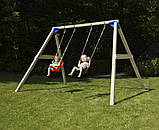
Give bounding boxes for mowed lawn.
[0,74,159,130]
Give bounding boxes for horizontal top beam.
[39,55,54,59]
[53,19,119,30]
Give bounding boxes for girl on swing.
[68,54,91,77]
[47,56,60,76]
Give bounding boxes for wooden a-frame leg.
[110,22,118,105]
[55,34,67,85]
[15,28,54,92]
[118,27,145,89]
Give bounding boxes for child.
[68,54,91,77]
[47,56,60,76]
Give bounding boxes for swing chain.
[81,24,93,55]
[90,23,106,60]
[59,27,76,64]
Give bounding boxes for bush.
[33,62,49,75]
[89,60,111,75]
[125,57,159,77]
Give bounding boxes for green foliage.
[125,57,159,76]
[0,0,159,74]
[0,55,23,72]
[33,62,49,75]
[89,60,111,75]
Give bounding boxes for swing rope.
[55,28,66,56]
[90,23,106,60]
[81,25,93,55]
[59,27,76,63]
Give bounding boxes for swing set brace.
[39,55,55,59]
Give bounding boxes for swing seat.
[49,62,64,72]
[75,68,88,76]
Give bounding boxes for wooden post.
[15,28,54,92]
[110,22,118,105]
[55,34,67,84]
[118,27,145,89]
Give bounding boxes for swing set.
[50,22,106,73]
[15,19,145,105]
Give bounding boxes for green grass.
[0,74,159,130]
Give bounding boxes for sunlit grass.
[0,74,159,130]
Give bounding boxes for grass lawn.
[0,74,159,130]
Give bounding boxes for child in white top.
[68,54,91,77]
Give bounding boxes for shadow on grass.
[21,86,69,92]
[115,88,155,105]
[24,76,91,85]
[65,89,84,93]
[117,86,148,90]
[85,93,110,99]
[0,74,91,90]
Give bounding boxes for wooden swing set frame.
[15,19,145,105]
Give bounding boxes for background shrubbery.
[125,57,159,77]
[0,0,159,76]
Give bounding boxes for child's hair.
[80,54,87,61]
[54,56,60,61]
[87,57,90,62]
[80,54,90,62]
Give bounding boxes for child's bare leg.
[78,67,83,77]
[68,66,78,76]
[47,68,51,76]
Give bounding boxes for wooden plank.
[110,22,118,106]
[15,28,54,92]
[53,19,119,29]
[55,34,67,85]
[118,26,145,89]
[39,55,55,59]
[116,54,132,59]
